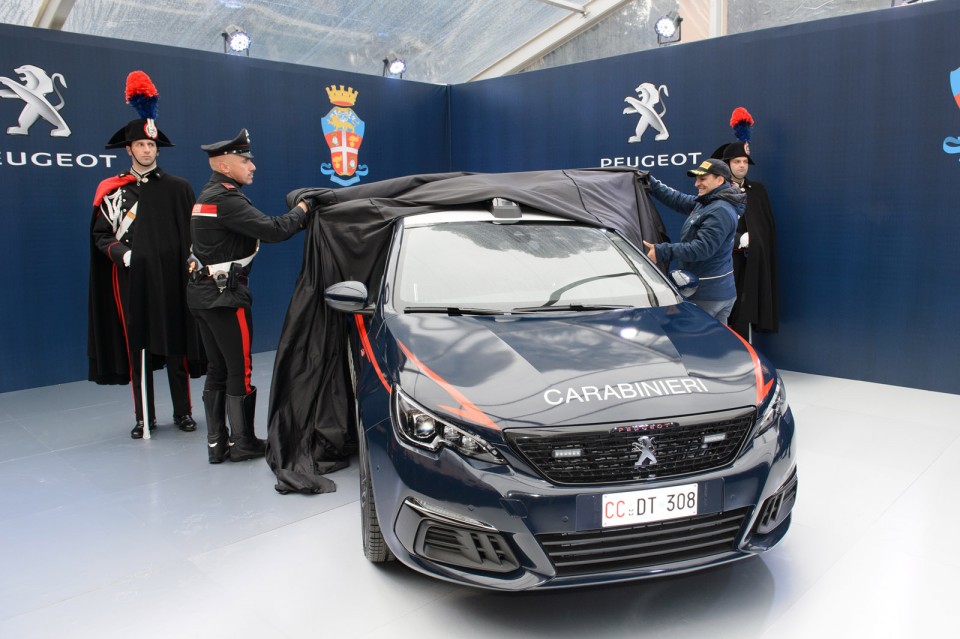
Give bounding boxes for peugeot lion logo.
[623,82,669,143]
[0,65,71,137]
[632,436,658,468]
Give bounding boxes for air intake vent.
[416,521,520,573]
[538,508,749,577]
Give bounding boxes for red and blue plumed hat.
[105,70,173,148]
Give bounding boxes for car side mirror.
[669,270,699,298]
[324,281,369,313]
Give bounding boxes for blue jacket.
[649,179,745,301]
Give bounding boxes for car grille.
[538,508,749,577]
[505,408,756,485]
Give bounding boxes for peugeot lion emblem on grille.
[632,436,657,467]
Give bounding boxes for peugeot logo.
[632,436,657,468]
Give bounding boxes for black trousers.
[112,266,193,422]
[192,306,254,396]
[129,351,192,422]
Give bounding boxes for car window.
[393,222,678,311]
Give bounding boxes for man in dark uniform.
[188,129,312,464]
[711,107,780,341]
[88,71,202,439]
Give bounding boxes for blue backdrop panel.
[0,24,449,393]
[450,2,960,394]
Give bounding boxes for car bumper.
[366,406,797,591]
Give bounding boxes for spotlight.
[382,57,406,79]
[654,11,682,46]
[222,25,251,55]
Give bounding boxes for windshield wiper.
[403,306,504,316]
[511,304,632,313]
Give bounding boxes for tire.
[358,407,394,563]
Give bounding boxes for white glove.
[738,233,750,249]
[123,251,132,267]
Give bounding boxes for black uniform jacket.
[87,168,205,384]
[729,178,780,336]
[187,172,309,311]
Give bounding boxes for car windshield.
[393,221,678,312]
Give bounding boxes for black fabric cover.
[265,168,669,494]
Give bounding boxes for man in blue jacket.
[643,158,746,323]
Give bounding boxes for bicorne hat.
[711,107,755,165]
[105,71,173,149]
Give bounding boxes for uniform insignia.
[221,182,236,190]
[192,203,218,216]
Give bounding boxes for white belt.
[205,241,260,273]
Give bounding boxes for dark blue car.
[322,199,797,590]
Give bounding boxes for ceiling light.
[655,11,683,46]
[222,25,251,55]
[382,57,406,79]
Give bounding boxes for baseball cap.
[686,158,732,180]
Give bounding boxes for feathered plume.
[125,70,159,120]
[729,107,754,142]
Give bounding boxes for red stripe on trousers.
[236,307,253,394]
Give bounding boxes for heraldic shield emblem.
[321,85,368,186]
[944,67,960,159]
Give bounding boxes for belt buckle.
[212,271,229,293]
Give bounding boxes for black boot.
[226,387,265,462]
[203,389,229,463]
[174,414,198,432]
[131,418,157,439]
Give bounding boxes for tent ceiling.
[0,0,932,85]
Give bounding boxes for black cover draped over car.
[265,168,668,494]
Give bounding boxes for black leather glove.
[286,187,333,210]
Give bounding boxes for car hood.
[384,304,767,430]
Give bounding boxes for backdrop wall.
[450,1,960,394]
[2,1,958,395]
[0,24,449,392]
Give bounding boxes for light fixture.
[382,57,406,79]
[654,11,683,46]
[222,25,251,55]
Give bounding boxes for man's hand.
[286,187,330,210]
[187,254,201,273]
[642,241,657,264]
[123,251,132,268]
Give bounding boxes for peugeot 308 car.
[324,204,797,591]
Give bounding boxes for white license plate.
[601,483,699,528]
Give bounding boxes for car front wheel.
[358,417,394,563]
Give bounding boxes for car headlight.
[756,374,787,436]
[393,388,506,464]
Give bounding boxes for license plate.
[601,483,699,528]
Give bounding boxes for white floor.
[1,352,959,639]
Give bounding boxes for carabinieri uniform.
[188,128,310,463]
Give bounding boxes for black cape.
[87,170,205,384]
[728,178,779,336]
[266,169,669,494]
